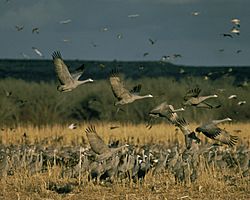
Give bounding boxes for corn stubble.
[0,123,249,200]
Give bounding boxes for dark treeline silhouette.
[0,59,249,85]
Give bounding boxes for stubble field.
[0,123,249,200]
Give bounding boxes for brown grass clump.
[0,123,249,200]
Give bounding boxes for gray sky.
[1,0,250,66]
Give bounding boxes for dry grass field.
[0,123,249,200]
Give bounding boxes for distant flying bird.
[99,63,105,69]
[143,52,149,57]
[91,42,98,47]
[179,68,185,74]
[109,69,153,106]
[32,27,39,34]
[68,123,77,129]
[195,118,238,147]
[173,54,182,58]
[191,11,200,16]
[231,27,240,35]
[101,27,108,32]
[21,52,30,59]
[149,38,157,45]
[128,14,140,18]
[15,25,24,31]
[183,87,220,109]
[236,50,242,54]
[231,18,240,27]
[117,33,123,39]
[237,101,246,106]
[228,94,237,99]
[221,33,233,38]
[62,39,71,43]
[59,19,72,24]
[32,47,44,57]
[52,51,93,92]
[161,55,171,61]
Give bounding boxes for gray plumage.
[183,87,219,108]
[52,51,93,92]
[109,70,153,106]
[147,102,185,128]
[195,118,238,147]
[85,125,129,161]
[173,117,201,149]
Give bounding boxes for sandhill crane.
[0,149,8,177]
[191,11,200,16]
[195,118,238,147]
[182,87,220,109]
[85,125,128,161]
[68,123,77,129]
[32,47,44,57]
[237,101,246,106]
[231,18,240,27]
[231,27,240,35]
[173,117,201,149]
[15,25,24,31]
[221,33,233,38]
[228,94,237,99]
[109,70,153,106]
[149,38,157,45]
[147,102,184,129]
[52,51,93,92]
[21,52,30,59]
[128,14,140,18]
[59,19,72,24]
[173,54,182,58]
[32,27,39,34]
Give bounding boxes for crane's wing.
[214,129,238,147]
[184,87,201,101]
[174,117,192,135]
[52,51,74,85]
[196,123,221,139]
[109,69,131,100]
[71,64,85,80]
[85,125,111,155]
[130,84,141,95]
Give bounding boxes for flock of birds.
[1,3,248,188]
[1,50,248,187]
[10,7,242,61]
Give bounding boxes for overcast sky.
[1,0,250,66]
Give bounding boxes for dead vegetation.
[0,123,249,200]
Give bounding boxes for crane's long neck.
[78,78,93,85]
[172,108,185,113]
[212,118,231,125]
[135,94,153,100]
[198,95,217,102]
